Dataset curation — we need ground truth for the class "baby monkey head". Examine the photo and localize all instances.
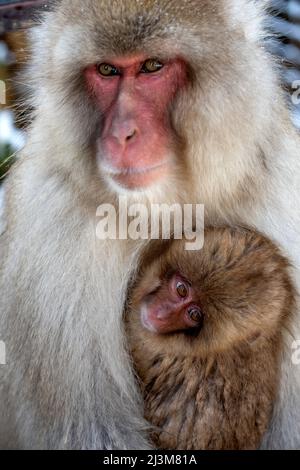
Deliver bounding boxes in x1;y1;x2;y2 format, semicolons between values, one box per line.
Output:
129;228;295;355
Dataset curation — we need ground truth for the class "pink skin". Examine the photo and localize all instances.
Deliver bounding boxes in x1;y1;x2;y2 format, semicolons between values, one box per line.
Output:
85;55;187;190
141;274;203;335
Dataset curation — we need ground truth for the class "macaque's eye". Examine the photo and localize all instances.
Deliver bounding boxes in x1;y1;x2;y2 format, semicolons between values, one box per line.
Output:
141;59;164;74
176;281;188;298
188;307;203;324
97;63;120;77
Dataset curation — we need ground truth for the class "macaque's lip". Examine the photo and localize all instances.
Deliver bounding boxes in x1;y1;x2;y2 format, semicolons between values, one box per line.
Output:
108;163;169;190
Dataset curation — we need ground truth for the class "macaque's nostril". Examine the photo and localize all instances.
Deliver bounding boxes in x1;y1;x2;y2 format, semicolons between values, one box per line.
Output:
126;130;136;141
110;123;137;145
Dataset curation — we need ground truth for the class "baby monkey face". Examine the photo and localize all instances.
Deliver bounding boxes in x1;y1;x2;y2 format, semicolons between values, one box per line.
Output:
141;272;204;334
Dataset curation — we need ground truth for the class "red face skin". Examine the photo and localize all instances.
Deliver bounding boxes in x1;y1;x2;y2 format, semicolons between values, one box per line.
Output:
141;274;203;335
85;56;187;190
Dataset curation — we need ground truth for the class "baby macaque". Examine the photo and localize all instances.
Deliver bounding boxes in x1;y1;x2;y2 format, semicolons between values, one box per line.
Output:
126;227;296;450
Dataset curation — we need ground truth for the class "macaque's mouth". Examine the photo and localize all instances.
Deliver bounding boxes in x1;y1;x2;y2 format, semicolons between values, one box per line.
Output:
108;164;169;190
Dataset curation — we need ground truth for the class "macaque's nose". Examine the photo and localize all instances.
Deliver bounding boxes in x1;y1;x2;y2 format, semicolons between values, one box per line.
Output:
110;120;138;148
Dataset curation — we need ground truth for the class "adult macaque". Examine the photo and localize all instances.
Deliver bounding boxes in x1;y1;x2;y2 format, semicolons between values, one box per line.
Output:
0;0;300;449
127;227;296;450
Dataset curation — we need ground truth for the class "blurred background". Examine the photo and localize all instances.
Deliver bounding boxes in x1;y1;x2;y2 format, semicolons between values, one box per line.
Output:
0;0;300;183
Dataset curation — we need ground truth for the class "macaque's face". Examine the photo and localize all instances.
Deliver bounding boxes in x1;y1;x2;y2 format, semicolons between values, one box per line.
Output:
85;56;187;192
39;0;257;206
140;272;203;334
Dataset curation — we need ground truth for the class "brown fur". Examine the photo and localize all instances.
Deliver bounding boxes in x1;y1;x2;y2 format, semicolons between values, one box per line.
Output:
126;227;296;450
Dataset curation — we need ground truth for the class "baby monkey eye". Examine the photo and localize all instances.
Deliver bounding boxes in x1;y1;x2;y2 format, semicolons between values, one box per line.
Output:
97;63;119;77
188;307;203;324
176;281;188;298
141;59;164;74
